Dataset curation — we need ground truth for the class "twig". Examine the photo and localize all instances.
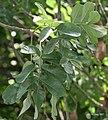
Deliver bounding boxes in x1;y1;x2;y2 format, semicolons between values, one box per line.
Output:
72;62;108;105
97;0;108;23
0;22;39;37
69;93;77;109
9;38;24;65
81;67;104;93
73;81;108;110
12;0;37;28
64;97;70;120
72;62;104;94
67;0;74;7
57;0;61;20
58;109;64;120
12;0;34;18
81;67;108;98
43;87;50;119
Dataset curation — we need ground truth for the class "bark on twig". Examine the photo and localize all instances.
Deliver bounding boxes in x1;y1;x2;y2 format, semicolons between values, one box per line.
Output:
98;0;108;23
0;22;39;37
67;0;74;7
64;97;70;120
9;38;24;65
73;81;108;110
57;0;61;20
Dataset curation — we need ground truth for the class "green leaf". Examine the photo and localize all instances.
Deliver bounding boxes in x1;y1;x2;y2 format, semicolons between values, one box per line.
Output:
63;62;74;74
50;96;57;120
2;84;19;104
18;93;32;117
35;19;62;27
71;4;83;23
40;73;65;97
35;2;48;19
60;57;68;65
46;0;56;8
88;11;100;24
56;22;81;37
34;105;38;120
16;76;37;99
43;38;58;54
42;51;62;64
42;64;66;82
78;31;87;47
20;45;40;55
81;2;94;23
59;43;70;57
59;34;74;40
36;19;63;27
16;63;36;83
77;55;91;65
82;24;107;43
33;86;45;111
39;27;53;42
22;61;33;69
2;76;36;104
103;57;108;66
87;43;96;51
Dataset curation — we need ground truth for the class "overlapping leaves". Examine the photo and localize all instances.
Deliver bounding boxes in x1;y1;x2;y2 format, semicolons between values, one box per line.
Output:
2;1;108;120
71;2;107;43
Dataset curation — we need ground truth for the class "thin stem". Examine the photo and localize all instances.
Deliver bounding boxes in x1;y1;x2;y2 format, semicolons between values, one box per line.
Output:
30;34;33;61
57;0;61;20
38;42;42;76
72;62;104;94
12;0;34;18
10;38;24;65
0;22;39;37
69;93;77;109
67;0;74;7
97;0;108;23
44;87;51;120
64;97;70;120
73;81;107;110
81;67;103;93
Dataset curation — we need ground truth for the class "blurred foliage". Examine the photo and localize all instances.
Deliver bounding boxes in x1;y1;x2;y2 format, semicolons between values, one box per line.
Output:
0;0;108;120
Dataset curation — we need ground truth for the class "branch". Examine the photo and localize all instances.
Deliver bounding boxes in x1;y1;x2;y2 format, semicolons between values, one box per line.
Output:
64;97;70;120
12;0;34;18
0;22;39;37
98;0;108;23
81;67;103;93
69;93;77;109
81;67;108;98
73;81;108;110
9;39;24;65
12;0;36;26
57;0;61;20
67;0;74;7
72;63;104;94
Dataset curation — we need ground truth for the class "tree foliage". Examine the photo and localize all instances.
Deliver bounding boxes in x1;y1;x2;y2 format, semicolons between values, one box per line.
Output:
1;0;108;120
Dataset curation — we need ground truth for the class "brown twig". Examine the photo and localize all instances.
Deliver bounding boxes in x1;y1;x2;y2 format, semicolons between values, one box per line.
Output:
72;63;104;93
69;93;77;109
97;0;108;23
73;81;108;110
57;0;61;20
71;62;108;105
81;67;104;93
64;97;70;120
0;22;39;37
9;38;24;65
67;0;74;7
12;0;37;28
12;0;34;18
